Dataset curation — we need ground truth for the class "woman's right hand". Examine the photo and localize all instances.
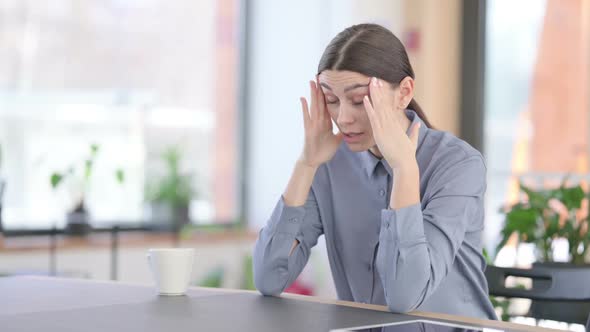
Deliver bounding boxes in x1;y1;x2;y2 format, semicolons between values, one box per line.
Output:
298;79;343;168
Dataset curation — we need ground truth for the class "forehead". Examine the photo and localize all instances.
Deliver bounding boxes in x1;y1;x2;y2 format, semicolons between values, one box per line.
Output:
318;70;370;92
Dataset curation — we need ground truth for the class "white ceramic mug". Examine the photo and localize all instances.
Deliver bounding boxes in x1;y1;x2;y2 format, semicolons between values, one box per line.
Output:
147;248;195;296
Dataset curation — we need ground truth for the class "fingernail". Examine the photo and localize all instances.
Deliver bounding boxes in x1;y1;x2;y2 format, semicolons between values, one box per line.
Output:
372;77;378;86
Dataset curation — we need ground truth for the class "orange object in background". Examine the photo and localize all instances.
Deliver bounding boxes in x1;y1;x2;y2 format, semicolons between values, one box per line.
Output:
529;0;589;174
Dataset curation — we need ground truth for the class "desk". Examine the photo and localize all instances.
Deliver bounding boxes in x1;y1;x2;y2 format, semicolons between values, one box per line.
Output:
0;276;557;332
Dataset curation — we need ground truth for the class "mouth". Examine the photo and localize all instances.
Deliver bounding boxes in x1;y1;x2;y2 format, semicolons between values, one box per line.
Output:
342;132;364;143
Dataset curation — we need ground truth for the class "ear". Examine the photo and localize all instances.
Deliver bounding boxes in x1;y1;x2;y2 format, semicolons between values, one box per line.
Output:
398;76;414;109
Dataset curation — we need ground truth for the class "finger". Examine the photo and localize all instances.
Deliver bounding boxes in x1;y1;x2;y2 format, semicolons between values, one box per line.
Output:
409;122;421;146
309;80;319;121
369;77;383;114
300;97;310;131
316;76;327;121
325;113;334;131
363;95;378;130
381;79;400;111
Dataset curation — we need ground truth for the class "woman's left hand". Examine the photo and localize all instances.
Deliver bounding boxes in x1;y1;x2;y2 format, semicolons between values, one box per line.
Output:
363;77;420;170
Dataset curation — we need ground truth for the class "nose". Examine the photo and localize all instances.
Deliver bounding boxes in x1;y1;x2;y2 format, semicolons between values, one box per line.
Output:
336;105;355;127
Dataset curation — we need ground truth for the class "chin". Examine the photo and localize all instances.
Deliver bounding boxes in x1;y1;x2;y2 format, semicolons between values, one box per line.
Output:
344;141;371;152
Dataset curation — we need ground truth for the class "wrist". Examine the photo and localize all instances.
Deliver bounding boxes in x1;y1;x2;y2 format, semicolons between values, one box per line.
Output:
283;159;318;207
296;157;321;171
390;159;420;210
391;157;418;174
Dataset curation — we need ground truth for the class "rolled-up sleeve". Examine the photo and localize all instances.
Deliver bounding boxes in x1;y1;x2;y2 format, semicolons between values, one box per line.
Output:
376;155;486;312
253;188;323;296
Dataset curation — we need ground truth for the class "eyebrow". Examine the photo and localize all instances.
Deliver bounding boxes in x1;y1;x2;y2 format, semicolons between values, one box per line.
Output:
320;82;370;93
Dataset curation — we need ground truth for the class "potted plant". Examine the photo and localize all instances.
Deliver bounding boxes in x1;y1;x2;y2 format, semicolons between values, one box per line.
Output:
50;143;125;235
496;178;590;322
144;146;196;231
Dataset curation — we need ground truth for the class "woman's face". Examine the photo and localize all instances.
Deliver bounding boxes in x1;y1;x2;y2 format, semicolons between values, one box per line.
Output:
318;70;378;152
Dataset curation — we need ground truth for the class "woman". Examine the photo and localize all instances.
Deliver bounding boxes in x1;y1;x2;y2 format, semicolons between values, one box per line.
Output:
253;23;497;320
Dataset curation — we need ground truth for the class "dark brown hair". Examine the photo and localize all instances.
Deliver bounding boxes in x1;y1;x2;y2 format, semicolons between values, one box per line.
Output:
317;23;433;128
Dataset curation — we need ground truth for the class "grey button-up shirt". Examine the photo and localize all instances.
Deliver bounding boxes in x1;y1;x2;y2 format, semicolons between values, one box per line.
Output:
253;110;497;320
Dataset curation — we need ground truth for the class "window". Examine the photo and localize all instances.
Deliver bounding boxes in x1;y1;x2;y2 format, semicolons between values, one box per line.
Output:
0;0;241;229
484;0;590;256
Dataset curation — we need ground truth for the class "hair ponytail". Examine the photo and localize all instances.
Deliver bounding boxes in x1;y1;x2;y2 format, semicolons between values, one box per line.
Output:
408;99;433;128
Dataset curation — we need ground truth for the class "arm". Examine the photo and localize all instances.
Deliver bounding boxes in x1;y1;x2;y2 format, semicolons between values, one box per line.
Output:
376;156;486;312
253;78;340;296
284;160;320;254
252;161;324;296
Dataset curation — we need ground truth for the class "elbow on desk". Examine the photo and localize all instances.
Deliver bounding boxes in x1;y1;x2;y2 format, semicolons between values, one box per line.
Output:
252;247;285;296
380;263;431;313
254;280;284;297
253;269;285;296
383;287;424;313
385;299;418;314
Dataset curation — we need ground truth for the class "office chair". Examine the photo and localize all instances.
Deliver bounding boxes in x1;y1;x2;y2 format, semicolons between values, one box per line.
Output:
486;264;590;326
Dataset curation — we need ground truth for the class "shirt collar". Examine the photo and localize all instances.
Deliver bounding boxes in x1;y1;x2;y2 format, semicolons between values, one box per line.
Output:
358;109;427;178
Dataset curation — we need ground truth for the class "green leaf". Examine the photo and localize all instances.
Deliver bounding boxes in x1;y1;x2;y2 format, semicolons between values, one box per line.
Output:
50;173;63;189
84;159;93;180
489;295;511;321
496;206;539;254
144;146;196;206
562;220;575;235
520;182;550;208
197;267;224;288
115;168;125;184
90;143;99;156
242;255;256;290
559;185;585;210
482;248;491;264
505;208;538;234
545;214;560;238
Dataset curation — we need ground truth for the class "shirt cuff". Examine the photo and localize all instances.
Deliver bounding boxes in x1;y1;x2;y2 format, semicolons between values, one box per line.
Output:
268;196;306;235
380;203;424;244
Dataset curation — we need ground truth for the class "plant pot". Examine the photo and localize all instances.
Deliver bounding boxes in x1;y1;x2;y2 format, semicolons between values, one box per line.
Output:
528;262;590;325
173;204;190;228
146;203;190;231
65;211;92;236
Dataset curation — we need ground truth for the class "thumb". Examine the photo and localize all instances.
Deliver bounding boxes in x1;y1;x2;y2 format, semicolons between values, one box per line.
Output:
409;122;421;146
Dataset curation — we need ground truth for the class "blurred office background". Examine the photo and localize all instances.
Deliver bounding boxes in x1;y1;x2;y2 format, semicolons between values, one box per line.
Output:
0;0;589;330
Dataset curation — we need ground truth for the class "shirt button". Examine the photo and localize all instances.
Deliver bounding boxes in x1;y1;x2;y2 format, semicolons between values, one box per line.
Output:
379;189;386;196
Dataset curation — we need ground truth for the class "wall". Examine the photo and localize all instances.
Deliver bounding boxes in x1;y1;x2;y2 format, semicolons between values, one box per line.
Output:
403;0;462;135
